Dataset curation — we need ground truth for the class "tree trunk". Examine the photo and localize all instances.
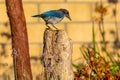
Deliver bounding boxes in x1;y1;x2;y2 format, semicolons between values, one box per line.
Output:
42;29;74;80
5;0;32;80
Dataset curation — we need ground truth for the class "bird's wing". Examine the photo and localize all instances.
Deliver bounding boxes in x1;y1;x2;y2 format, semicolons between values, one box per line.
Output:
32;10;63;18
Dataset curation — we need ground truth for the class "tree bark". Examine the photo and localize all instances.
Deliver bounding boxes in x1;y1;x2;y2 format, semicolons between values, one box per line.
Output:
42;29;74;80
5;0;32;80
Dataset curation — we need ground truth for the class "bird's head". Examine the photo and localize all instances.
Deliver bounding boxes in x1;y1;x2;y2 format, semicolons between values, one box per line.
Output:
59;8;72;21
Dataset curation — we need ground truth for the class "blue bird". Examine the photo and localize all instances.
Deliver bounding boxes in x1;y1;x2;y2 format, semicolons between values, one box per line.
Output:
32;8;71;29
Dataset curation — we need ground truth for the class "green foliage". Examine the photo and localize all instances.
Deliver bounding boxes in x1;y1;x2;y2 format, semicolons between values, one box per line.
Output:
92;21;96;56
72;64;82;72
110;64;120;76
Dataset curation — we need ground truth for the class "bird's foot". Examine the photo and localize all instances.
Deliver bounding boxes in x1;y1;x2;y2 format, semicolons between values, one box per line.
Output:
46;27;52;30
45;24;52;30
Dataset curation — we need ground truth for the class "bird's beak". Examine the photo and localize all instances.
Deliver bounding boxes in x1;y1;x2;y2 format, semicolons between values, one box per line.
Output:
66;15;72;21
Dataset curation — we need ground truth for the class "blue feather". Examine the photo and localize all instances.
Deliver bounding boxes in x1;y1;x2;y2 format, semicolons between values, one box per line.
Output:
32;10;63;18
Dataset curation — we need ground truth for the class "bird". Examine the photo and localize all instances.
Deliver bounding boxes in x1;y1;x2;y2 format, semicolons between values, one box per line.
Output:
32;8;71;29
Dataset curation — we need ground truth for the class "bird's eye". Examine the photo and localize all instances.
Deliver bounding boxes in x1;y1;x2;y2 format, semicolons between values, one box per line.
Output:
66;12;69;14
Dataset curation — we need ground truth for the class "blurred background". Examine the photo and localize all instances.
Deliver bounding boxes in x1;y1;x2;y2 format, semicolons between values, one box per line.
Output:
0;0;120;80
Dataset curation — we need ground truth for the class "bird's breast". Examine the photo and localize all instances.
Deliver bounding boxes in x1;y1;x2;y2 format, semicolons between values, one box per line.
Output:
44;17;63;24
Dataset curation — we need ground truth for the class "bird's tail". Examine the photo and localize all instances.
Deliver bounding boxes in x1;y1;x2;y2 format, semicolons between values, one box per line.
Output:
32;14;42;17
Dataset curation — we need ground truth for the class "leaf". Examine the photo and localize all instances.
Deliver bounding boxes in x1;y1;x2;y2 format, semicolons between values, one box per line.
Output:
110;64;120;76
92;21;96;54
72;64;82;72
92;73;97;78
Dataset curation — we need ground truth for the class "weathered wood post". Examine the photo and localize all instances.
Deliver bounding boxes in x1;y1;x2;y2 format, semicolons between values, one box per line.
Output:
42;28;74;80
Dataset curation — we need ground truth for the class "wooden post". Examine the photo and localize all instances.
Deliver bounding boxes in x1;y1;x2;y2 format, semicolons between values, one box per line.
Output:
42;29;74;80
5;0;32;80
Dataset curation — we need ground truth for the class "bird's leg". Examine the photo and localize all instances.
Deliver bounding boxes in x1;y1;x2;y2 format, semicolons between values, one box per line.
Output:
51;24;59;30
45;23;51;29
